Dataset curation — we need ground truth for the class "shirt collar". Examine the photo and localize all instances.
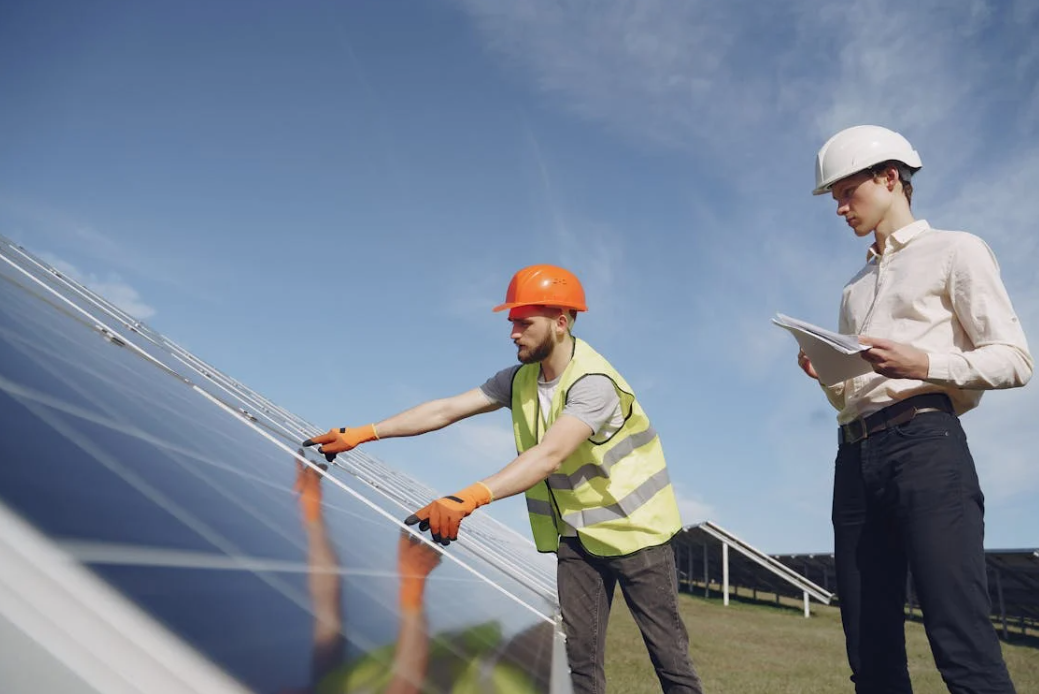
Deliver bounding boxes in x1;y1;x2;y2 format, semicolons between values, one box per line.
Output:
866;219;931;262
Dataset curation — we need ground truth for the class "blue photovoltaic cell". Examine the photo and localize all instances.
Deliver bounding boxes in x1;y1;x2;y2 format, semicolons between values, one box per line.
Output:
0;242;565;693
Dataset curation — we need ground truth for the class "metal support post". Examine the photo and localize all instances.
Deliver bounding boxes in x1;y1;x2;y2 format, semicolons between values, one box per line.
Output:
703;543;710;598
687;545;693;595
722;542;729;606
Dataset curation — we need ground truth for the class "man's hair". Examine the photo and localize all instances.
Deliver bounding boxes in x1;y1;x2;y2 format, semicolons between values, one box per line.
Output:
870;160;915;207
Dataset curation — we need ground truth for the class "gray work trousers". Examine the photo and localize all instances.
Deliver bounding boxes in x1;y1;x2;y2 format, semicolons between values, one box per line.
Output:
557;537;704;694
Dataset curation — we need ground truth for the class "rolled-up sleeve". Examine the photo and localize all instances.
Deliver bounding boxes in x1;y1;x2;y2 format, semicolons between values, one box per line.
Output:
927;235;1033;389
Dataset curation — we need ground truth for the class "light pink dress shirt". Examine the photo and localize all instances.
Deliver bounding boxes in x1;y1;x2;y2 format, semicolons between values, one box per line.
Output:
824;220;1032;424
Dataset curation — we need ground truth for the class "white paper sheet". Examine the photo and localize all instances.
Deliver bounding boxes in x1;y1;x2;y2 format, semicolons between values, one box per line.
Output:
772;313;873;386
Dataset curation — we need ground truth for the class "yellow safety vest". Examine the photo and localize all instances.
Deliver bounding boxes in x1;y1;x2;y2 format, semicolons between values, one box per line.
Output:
512;338;682;557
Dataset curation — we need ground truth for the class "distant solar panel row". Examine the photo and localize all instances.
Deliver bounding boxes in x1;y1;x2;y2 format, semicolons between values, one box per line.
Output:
774;550;1039;635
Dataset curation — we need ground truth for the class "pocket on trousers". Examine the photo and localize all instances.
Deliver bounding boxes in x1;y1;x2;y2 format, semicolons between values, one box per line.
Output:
893;413;952;440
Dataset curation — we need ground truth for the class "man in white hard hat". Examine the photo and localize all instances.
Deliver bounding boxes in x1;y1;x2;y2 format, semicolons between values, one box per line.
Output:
799;125;1032;693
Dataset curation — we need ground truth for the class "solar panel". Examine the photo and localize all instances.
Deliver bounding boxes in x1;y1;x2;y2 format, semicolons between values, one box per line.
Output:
671;522;833;618
0;236;571;693
987;550;1039;623
1;239;558;600
773;549;1039;637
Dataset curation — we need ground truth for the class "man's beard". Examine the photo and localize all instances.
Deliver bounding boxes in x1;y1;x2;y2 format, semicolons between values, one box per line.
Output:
517;333;554;364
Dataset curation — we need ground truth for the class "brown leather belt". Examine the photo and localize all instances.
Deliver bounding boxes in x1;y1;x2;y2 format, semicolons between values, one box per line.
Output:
839;393;954;445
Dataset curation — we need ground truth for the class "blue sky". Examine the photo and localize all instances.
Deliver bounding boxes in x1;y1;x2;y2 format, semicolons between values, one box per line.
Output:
2;0;1037;553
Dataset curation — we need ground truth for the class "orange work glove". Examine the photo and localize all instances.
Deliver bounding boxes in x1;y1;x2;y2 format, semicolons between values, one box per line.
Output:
293;453;326;523
302;424;379;462
404;482;493;546
397;532;442;611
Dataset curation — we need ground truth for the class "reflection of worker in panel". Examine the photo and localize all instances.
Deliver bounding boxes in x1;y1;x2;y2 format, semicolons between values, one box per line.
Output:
289;451;554;693
285;452;434;694
305;265;704;694
291;454;349;692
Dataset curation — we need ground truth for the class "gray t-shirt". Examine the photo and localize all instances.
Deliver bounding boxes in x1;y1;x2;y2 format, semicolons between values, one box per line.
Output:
480;366;624;442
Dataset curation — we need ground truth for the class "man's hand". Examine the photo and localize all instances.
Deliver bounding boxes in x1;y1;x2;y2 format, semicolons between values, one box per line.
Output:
797;349;819;380
859;336;930;380
404;482;493;546
302;424;378;462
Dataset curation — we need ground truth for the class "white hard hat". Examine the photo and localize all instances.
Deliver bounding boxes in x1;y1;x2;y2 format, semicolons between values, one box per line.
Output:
813;125;922;195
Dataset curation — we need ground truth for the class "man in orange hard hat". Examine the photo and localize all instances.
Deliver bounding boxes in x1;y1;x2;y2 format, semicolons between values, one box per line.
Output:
306;264;704;694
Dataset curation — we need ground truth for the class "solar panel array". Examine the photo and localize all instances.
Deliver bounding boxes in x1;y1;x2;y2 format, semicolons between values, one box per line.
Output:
774;549;1039;638
0;235;571;693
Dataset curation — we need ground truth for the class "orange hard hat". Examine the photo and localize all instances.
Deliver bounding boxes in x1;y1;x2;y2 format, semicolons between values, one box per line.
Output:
492;264;588;313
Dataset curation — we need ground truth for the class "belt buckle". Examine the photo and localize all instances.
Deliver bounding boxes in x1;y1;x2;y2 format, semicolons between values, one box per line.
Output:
844;418;868;444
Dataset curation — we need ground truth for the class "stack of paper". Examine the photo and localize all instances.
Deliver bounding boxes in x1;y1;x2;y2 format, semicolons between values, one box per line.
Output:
772;313;873;386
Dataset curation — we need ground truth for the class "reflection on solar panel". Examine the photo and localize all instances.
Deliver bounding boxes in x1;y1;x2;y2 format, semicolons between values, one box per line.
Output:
0;236;572;693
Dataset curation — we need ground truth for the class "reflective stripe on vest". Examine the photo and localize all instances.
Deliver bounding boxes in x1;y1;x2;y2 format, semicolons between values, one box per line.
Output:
514;338;681;556
561;466;672;529
525;496;553;517
545;426;659;490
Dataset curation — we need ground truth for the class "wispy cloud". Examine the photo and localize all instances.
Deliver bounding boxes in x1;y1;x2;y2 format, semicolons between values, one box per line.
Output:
942;147;1039;278
808;1;994;143
0;195;199;296
38;254;157;320
456;0;777;155
456;0;1038;187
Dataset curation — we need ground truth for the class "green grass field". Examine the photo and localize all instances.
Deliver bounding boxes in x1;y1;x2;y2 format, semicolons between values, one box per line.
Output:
604;590;1039;693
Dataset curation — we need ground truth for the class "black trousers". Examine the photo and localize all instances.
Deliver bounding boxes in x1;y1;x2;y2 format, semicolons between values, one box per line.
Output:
557;537;704;694
832;411;1016;693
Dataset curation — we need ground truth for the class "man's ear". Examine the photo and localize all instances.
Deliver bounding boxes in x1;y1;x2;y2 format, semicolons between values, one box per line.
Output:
884;165;900;192
556;309;570;334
